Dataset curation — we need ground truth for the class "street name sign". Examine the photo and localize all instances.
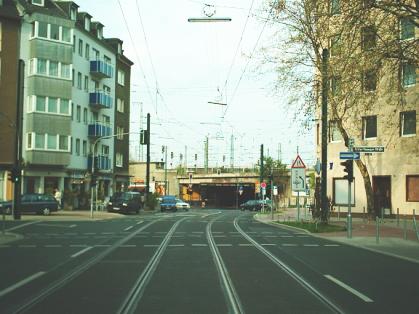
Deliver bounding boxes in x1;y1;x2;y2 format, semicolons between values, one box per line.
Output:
339;152;360;160
353;146;384;153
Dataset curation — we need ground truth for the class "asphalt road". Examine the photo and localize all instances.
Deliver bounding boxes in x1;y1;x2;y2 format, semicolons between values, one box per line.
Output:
1;209;418;314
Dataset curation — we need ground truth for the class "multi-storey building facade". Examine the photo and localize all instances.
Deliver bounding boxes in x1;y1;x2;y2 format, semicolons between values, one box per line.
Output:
315;0;418;216
0;0;20;201
0;0;132;208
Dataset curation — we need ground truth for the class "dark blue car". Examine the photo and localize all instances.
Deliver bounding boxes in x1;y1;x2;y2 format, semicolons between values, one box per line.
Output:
160;195;177;212
0;193;59;215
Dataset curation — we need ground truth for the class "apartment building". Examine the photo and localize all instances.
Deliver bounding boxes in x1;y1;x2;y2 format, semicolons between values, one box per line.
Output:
0;0;20;200
1;0;132;208
315;0;418;216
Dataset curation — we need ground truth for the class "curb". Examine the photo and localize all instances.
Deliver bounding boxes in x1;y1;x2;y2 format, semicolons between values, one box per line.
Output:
253;214;419;265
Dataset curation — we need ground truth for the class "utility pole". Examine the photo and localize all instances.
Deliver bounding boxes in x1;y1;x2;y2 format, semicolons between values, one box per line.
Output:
184;145;188;170
13;60;25;220
164;145;168;195
321;48;329;222
204;136;209;173
139;102;144;161
260;144;264;201
145;113;151;205
230;133;234;172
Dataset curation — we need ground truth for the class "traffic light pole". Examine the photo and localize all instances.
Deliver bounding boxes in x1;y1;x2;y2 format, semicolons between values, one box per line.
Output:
321;49;329;223
145;113;151;205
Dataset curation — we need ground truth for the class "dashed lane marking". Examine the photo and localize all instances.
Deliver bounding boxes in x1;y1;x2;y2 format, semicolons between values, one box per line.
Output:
303;244;320;247
325;274;373;302
71;246;93;258
238;243;253;247
282;244;298;247
44;245;62;248
216;244;232;247
168;244;185;247
191;244;208;247
324;244;340;247
124;226;134;231
0;272;46;298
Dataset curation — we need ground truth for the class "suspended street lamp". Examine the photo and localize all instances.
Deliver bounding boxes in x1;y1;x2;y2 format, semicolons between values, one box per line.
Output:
188;4;232;23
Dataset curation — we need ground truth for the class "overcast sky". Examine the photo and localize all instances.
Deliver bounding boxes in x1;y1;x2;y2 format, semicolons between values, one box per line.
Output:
76;0;315;168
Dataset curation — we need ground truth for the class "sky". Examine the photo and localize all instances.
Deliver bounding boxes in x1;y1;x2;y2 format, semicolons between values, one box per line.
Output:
76;0;316;169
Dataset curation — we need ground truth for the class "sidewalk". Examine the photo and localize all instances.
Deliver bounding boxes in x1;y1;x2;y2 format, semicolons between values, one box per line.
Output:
255;207;419;264
0;210;125;222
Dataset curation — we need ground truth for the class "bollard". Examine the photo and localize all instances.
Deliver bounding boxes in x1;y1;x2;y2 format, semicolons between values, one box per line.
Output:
376;216;380;244
403;216;407;240
338;206;340;221
396;208;400;227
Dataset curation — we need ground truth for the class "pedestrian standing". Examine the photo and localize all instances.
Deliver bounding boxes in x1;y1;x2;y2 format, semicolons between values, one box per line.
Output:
54;188;62;209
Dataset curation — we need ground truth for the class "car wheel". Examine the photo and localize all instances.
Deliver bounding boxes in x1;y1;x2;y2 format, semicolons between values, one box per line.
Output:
41;208;51;216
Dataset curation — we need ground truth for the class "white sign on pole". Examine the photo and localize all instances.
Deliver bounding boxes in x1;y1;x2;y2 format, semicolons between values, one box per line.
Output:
291;168;306;192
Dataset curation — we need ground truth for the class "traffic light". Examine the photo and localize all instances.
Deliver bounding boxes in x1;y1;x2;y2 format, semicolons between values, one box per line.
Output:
340;160;354;182
140;130;149;145
170;152;174;159
8;168;20;183
7;171;13;182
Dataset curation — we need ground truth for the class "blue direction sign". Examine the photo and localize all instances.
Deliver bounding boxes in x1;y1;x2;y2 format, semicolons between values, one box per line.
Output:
340;152;360;160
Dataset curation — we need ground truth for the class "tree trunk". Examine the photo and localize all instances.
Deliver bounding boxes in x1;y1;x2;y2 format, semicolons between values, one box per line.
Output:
355;159;375;216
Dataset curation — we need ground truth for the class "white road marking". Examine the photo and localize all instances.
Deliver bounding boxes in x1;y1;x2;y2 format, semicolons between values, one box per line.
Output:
168;244;184;247
0;272;46;298
280;235;293;238
303;244;320;247
192;244;208;247
124;226;134;231
101;232;114;235
136;220;144;225
216;244;232;247
238;243;253;247
282;244;297;247
95;244;111;247
18;245;36;248
212;231;224;234
324;244;340;247
6;221;39;232
213;235;226;237
261;243;276;246
265;235;278;238
324;275;373;302
70;244;88;248
119;245;136;248
0;245;11;248
144;244;160;247
44;245;62;248
71;246;93;258
192;231;204;234
69;224;77;228
64;233;77;236
84;233;96;235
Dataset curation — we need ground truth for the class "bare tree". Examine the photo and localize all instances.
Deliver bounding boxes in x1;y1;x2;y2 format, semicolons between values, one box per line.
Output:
261;0;418;217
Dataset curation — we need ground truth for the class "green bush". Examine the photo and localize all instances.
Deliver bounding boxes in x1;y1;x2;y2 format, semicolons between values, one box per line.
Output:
145;192;159;211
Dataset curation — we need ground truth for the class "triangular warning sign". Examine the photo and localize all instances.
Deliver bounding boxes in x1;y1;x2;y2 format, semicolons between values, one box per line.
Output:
291;155;306;168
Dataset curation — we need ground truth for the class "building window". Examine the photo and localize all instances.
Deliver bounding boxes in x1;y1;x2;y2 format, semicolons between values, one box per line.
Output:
331;75;341;96
75;139;80;156
117;70;125;86
72;69;75;86
402;63;416;87
61;63;71;78
400;17;415;40
48;97;58;113
330;0;340;15
29;58;71;80
73;35;76;52
330;35;341;57
117;98;124;113
49;61;59;77
76;105;81;122
362;26;376;51
102;145;109;156
92;48;99;60
363;69;377;92
32;21;71;43
329;120;342;142
70;8;77;21
400;111;416;136
38;21;48;38
62;27;71;43
84;17;90;31
84;75;89;91
59;135;69;151
116;153;123;167
37;59;47;75
78;39;83;56
83;108;88;124
60;99;70;115
406;175;419;202
50;24;60;41
362;115;377;139
27;133;70;152
117;126;124;140
27;133;32;149
82;140;87;156
85;43;90;60
77;72;82;89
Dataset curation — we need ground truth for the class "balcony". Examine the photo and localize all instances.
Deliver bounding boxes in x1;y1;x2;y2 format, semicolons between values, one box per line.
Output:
90;60;113;78
89;91;112;109
88;122;111;138
88;155;111;171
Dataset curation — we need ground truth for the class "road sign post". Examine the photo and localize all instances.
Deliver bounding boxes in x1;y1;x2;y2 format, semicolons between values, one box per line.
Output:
291;155;306;222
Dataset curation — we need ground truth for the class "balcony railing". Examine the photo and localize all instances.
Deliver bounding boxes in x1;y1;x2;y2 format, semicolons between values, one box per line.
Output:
90;60;113;78
88;122;112;138
89;91;112;109
88;155;111;171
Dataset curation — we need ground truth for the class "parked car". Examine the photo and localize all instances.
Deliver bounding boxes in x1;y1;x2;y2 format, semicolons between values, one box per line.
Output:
160;195;177;212
0;193;59;215
240;199;272;211
175;198;190;211
107;192;142;214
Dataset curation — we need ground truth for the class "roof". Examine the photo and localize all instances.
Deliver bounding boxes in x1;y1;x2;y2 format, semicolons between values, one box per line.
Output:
0;0;21;20
15;0;69;19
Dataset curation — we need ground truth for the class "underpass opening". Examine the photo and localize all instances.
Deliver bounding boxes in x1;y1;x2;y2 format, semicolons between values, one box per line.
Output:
200;183;254;209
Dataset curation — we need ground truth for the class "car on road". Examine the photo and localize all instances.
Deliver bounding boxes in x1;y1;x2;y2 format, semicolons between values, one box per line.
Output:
0;193;59;215
240;199;272;211
160;195;178;212
175;198;190;211
107;192;143;214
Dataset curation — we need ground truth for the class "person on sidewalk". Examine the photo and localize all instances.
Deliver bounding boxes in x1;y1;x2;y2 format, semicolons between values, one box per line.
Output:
54;188;62;210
